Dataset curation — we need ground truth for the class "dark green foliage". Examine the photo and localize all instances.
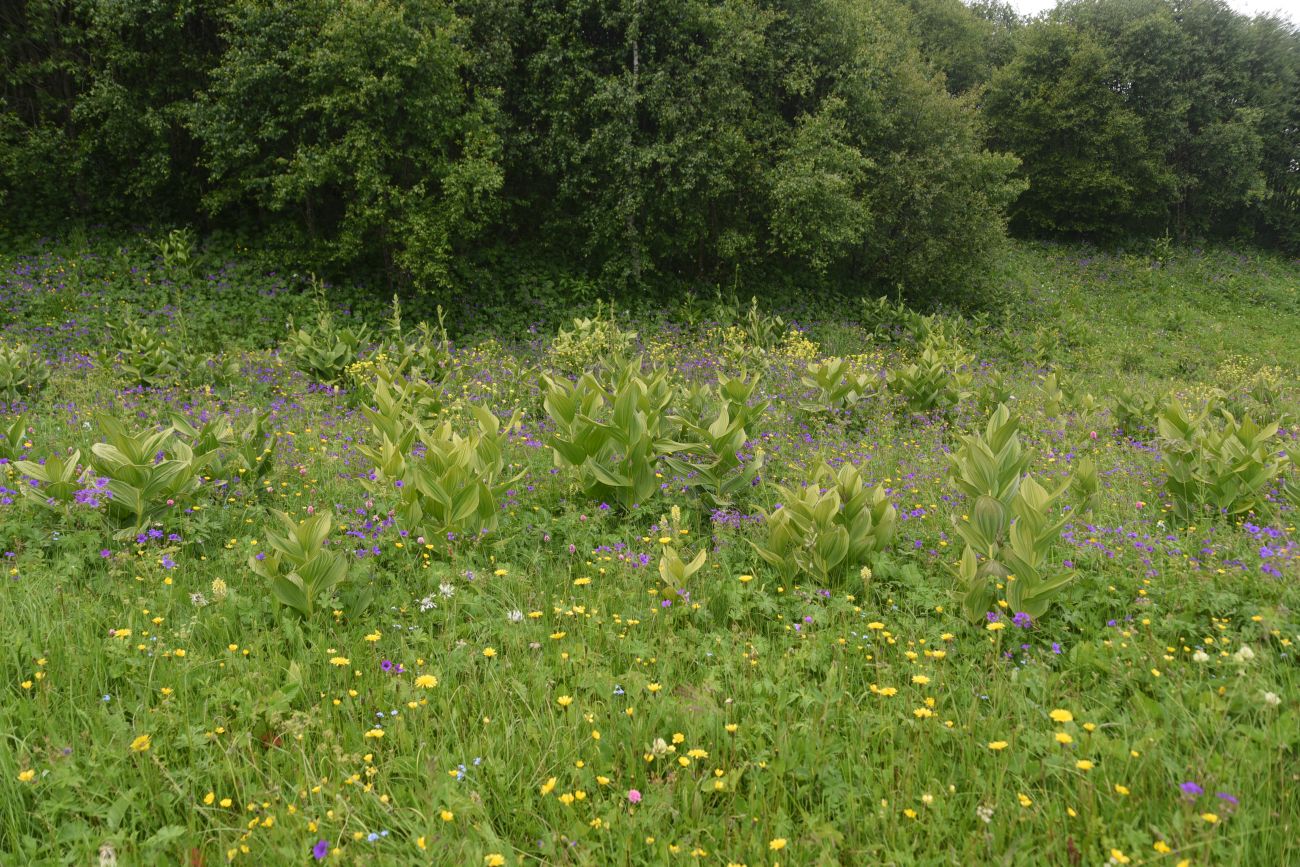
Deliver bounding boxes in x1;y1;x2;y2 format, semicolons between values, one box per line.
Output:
189;0;502;289
986;0;1299;249
2;0;1297;298
985;22;1175;237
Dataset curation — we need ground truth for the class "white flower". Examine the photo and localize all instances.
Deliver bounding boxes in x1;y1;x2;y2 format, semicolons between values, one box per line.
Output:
189;592;209;607
507;609;524;623
439;582;455;598
418;595;437;612
1233;644;1255;663
1192;650;1209;663
1263;691;1281;707
975;804;994;824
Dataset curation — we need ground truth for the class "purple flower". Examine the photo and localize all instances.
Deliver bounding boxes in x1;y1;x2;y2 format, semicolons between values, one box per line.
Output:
312;840;330;860
1012;612;1033;629
1216;792;1239;806
380;659;394;673
1180;781;1204;797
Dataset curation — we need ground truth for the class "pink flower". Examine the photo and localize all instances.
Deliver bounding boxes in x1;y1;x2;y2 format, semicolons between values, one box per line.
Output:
628;789;642;804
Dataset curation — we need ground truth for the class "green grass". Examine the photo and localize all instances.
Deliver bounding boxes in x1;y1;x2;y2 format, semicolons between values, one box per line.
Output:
0;235;1298;866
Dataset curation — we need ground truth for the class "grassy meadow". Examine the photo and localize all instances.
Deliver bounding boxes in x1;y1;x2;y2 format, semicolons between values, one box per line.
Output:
1;235;1298;866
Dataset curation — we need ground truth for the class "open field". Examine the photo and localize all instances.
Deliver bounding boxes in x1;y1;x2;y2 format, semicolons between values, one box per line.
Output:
1;236;1298;865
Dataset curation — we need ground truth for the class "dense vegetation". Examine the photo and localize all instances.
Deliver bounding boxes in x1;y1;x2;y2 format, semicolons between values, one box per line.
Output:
0;233;1298;864
4;0;1297;305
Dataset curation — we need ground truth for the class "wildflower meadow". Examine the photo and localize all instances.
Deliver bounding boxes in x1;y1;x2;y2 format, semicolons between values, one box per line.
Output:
1;235;1298;866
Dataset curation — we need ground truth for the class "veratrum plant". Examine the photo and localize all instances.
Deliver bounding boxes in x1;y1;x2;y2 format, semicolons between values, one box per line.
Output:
0;342;49;398
1157;399;1283;521
741;296;785;353
287;310;370;384
887;336;972;414
359;399;520;546
1113;386;1158;436
15;449;85;509
666;372;768;510
543;359;691;510
87;415;211;536
751;461;897;585
170;411;279;490
658;544;708;600
0;415;29;463
947;404;1074;622
800;357;873;415
548;302;637;374
1070;455;1100;512
103;319;182;386
248;510;349;619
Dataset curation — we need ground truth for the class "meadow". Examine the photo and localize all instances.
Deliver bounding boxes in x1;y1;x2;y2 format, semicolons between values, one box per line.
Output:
1;234;1298;866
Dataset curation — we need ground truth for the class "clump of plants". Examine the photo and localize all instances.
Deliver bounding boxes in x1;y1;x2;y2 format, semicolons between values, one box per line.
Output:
1157;398;1283;521
543;358;689;511
948;404;1074;623
887;333;972;414
665;371;768;510
359;368;519;547
548;302;637;374
286;308;371;384
751;460;897;585
0;342;49;398
800;357;873;416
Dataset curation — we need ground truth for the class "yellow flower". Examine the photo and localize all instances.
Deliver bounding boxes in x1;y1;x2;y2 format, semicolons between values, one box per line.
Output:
1075;760;1094;771
738;574;754;583
867;622;885;630
987;741;1008;751
20;680;32;690
130;734;152;753
485;855;506;867
1017;793;1032;807
725;723;738;733
17;769;36;783
415;674;437;688
203;792;215;805
911;675;930;685
540;777;557;796
1055;732;1073;745
769;838;787;851
1201;812;1219;823
646;682;662;693
557;695;574;707
483;647;497;658
329;656;350;667
1115;784;1130;796
1110;849;1131;865
986;621;1006;631
1049;709;1074;723
364;728;385;739
440;810;454;822
417;836;427;850
364;632;381;642
1154;841;1172;854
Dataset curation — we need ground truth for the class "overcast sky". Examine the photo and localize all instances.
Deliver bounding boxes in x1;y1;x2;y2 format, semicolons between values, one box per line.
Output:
1006;0;1299;23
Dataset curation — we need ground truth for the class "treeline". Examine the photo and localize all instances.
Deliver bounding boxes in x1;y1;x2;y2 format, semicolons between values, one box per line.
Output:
2;0;1297;302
